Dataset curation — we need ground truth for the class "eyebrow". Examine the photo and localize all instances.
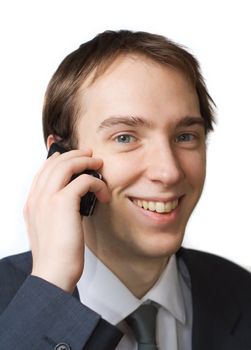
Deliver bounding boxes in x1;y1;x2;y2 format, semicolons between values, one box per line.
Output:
175;116;206;129
97;115;153;131
97;115;205;132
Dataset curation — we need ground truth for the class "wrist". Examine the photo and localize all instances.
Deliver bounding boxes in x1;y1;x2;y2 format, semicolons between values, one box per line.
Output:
31;266;80;294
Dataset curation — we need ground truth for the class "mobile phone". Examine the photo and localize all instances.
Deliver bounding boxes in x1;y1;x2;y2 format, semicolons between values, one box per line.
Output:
47;143;102;216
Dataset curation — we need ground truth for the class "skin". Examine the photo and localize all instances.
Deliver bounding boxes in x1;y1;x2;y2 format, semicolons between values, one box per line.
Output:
25;54;206;297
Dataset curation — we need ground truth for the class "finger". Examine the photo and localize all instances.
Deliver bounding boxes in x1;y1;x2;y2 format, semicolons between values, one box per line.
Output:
37;156;104;197
47;148;93;160
26;151;60;196
61;173;111;205
24;151;101;219
33;148;98;191
41;148;93;179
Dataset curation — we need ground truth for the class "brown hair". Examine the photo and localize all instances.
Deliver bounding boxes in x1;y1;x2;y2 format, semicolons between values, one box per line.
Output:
42;30;216;149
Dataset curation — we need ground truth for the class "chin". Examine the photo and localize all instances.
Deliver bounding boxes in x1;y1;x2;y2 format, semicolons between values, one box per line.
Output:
137;231;185;259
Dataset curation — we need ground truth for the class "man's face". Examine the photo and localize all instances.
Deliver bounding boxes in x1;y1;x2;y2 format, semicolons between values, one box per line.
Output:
77;54;206;264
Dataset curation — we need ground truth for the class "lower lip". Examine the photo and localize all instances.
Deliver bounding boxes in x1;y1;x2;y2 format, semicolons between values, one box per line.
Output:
129;199;181;226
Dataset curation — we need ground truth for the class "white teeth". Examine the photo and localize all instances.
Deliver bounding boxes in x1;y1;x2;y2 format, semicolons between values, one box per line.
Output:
172;200;178;209
164;202;172;212
156;202;165;213
133;199;179;213
148;201;155;211
142;200;148;210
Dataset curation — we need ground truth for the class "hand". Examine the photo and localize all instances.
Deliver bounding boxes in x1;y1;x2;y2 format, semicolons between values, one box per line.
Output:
23;149;110;293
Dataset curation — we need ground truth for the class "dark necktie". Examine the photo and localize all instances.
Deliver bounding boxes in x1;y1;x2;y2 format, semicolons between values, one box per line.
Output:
125;303;159;350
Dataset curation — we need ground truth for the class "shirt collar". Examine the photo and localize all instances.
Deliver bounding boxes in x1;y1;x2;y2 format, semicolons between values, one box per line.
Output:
143;254;186;324
77;247;186;325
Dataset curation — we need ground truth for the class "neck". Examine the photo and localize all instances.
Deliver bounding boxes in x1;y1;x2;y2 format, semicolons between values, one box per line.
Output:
111;255;169;298
84;217;170;298
87;242;169;298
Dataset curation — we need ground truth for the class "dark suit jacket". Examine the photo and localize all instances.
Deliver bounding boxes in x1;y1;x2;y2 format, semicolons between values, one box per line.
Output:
0;248;251;349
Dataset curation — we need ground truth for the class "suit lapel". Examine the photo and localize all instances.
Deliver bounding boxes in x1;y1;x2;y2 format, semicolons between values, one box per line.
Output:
177;248;242;350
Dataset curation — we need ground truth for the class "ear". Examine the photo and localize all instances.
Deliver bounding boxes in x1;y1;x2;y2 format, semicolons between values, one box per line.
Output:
46;134;62;150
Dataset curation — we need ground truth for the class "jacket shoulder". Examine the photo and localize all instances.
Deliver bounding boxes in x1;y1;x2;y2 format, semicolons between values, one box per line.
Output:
178;247;250;278
178;247;251;303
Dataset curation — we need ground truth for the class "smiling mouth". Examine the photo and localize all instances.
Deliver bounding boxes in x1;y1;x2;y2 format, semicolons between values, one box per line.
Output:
132;198;179;213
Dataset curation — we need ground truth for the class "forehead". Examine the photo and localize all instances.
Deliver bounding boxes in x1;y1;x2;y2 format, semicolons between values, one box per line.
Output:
77;54;200;130
82;53;194;93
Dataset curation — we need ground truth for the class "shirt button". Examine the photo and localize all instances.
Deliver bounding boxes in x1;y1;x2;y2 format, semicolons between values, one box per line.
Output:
54;343;71;350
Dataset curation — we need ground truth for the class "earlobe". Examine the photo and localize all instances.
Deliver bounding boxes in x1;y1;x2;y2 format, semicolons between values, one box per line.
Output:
46;134;62;150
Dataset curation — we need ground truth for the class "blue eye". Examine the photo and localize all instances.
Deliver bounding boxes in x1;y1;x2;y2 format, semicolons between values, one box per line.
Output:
115;134;136;143
176;133;196;142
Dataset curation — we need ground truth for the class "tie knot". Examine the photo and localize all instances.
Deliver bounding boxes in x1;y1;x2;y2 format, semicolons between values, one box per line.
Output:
125;303;158;349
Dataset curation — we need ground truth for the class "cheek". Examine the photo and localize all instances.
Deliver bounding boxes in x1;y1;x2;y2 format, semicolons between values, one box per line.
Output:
194;159;206;189
100;154;140;191
182;151;206;189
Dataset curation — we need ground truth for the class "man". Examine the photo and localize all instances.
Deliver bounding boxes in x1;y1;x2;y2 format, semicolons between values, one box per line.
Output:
0;30;250;350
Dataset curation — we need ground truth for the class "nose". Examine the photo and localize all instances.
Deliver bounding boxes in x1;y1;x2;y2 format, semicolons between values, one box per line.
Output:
145;138;185;187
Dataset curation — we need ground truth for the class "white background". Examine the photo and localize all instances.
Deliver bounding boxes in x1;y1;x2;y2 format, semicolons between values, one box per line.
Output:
0;0;250;268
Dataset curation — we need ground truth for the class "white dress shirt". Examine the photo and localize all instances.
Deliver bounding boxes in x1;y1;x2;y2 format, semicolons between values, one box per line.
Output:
78;247;192;350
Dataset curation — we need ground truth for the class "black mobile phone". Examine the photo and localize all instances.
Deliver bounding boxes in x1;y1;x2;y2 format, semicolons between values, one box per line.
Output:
47;143;102;216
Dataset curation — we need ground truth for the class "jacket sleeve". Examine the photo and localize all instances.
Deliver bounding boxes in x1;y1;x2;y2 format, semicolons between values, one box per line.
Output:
0;275;122;350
